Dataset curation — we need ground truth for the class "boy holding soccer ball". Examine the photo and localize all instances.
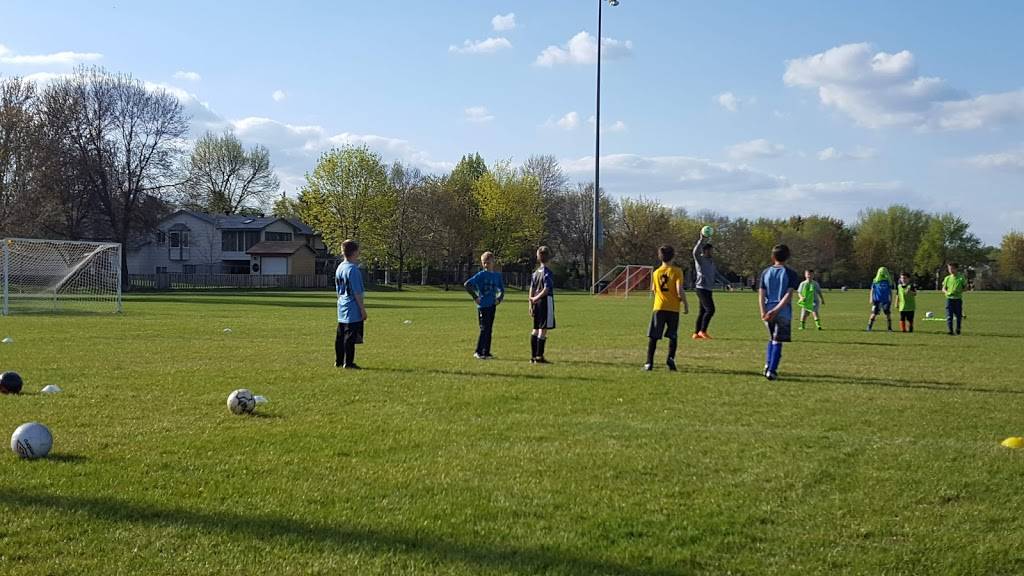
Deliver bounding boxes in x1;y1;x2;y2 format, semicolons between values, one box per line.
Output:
529;246;555;364
464;251;505;359
758;244;801;381
692;227;717;340
645;245;689;371
335;239;367;369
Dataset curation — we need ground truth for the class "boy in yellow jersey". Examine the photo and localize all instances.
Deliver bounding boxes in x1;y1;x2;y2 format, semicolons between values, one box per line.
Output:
645;245;689;372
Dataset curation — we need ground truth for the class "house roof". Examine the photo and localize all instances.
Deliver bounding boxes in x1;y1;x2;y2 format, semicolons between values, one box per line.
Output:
170;210;314;236
246;240;314;256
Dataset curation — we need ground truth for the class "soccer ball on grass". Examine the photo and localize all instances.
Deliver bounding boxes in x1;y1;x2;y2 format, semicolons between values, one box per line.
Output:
227;389;256;415
0;371;23;394
11;422;52;459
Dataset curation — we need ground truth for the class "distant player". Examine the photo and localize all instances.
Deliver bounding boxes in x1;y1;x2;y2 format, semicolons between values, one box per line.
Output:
758;244;801;381
464;251;505;359
529;246;555;364
645;245;689;372
692;232;716;340
942;262;967;335
895;272;917;333
797;269;825;330
867;267;894;332
335;239;367;369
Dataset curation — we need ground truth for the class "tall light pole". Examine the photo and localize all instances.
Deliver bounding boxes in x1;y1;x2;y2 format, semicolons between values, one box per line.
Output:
592;0;619;293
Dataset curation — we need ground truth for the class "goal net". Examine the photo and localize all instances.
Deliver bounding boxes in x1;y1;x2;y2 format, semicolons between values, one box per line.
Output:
2;238;122;315
595;265;654;297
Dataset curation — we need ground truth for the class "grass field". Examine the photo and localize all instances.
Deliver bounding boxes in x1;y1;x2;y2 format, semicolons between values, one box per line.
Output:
2;287;1023;575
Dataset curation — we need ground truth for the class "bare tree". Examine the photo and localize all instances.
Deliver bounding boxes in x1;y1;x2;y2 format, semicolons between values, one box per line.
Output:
39;66;189;286
0;76;41;236
180;131;280;215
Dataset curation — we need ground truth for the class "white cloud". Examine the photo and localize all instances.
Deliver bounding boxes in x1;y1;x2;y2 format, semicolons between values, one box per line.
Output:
21;71;67;85
535;32;633;67
271;90;287;102
717;92;740;112
727;139;786;160
448;37;512;55
0;43;102;66
561;153;908;221
464;106;495;124
173;70;201;82
555;111;580;130
585;115;627;134
784;42;1024;130
965;149;1024;171
492;13;516;32
817;145;877;161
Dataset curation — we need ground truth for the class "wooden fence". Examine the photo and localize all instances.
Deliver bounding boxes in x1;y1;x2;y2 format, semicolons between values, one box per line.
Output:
129;273;334;291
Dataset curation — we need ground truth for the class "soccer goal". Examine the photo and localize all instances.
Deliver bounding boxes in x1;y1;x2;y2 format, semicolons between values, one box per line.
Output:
595;265;654;297
1;239;122;315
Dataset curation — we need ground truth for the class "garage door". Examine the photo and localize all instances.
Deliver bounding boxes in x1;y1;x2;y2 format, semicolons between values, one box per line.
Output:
261;257;288;275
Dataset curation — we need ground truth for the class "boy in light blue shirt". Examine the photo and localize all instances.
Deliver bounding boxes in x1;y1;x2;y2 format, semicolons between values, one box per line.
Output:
464;251;505;359
335;239;367;369
758;244;801;381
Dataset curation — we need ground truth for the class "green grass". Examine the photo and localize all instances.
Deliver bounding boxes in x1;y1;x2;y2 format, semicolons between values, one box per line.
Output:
2;287;1023;575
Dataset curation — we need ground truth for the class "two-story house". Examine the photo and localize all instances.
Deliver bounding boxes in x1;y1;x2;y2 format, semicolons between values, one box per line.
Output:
128;211;334;276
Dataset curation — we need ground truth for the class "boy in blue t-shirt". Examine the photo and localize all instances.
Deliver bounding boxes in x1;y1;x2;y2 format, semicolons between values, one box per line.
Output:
335;239;367;369
867;267;894;332
464;251;506;359
758;244;801;381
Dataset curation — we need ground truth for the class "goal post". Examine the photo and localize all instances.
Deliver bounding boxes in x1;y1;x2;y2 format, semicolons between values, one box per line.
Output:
1;238;122;315
594;264;654;298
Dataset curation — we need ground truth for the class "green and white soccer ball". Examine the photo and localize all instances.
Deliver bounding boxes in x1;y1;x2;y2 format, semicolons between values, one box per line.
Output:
701;225;714;238
227;389;256;415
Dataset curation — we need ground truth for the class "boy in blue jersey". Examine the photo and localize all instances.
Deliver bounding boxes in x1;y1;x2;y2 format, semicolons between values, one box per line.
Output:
464;251;506;359
335;239;367;369
758;244;801;381
529;246;555;364
867;267;894;332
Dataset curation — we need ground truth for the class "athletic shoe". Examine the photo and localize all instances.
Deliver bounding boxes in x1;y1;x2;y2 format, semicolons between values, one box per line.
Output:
344;364;362;370
643;363;653;372
666;358;677;372
699;332;713;340
535;357;550;365
483;354;495;359
691;333;702;340
765;371;778;381
530;358;538;364
798;325;805;331
763;364;770;378
817;326;823;331
473;353;488;360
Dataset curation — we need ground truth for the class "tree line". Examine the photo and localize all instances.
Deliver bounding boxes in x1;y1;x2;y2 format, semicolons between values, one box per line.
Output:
3;68;1022;290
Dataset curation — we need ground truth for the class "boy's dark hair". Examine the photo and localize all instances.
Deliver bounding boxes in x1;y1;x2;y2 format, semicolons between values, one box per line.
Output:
537;246;550;264
342;239;359;258
948;261;959;268
771;244;791;263
900;271;911;277
805;269;815;274
658;244;675;263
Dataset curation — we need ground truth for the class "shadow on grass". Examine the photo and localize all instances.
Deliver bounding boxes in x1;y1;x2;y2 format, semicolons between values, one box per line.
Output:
0;489;685;576
45;453;89;464
688;365;1024;396
131;296;454;311
368;366;603;383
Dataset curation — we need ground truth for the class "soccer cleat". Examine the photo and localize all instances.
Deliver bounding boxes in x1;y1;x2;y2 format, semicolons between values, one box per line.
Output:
666;358;677;372
643;363;653;372
344;364;362;370
699;332;713;340
763;364;770;378
484;354;495;359
535;357;550;364
798;325;805;331
691;333;702;340
765;371;778;381
474;353;488;360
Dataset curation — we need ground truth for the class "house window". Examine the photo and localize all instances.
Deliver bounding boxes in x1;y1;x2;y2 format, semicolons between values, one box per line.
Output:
156;231;166;245
265;232;293;242
156;266;168;274
183;265;197;274
222;231;261;252
169;231;180;248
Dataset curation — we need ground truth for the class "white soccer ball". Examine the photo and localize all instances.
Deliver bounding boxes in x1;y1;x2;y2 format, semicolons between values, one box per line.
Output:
11;422;53;459
925;311;935;319
227;389;256;415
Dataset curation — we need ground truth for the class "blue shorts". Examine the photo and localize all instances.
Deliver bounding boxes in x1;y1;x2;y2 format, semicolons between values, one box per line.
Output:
872;301;891;315
765;316;792;342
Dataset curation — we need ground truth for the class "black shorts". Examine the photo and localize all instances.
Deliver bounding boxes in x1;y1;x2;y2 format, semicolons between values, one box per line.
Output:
765;316;792;342
338;321;364;344
648;310;680;340
900;310;915;322
872;301;892;315
531;296;556;330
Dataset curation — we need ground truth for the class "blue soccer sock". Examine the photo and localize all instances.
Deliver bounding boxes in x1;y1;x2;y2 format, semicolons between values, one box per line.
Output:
769;342;783;373
764;342;773;369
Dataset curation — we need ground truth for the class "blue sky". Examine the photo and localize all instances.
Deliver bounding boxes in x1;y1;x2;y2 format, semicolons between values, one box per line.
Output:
2;0;1022;243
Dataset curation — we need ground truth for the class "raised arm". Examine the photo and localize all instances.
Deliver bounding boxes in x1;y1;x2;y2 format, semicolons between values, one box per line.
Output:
693;234;706;259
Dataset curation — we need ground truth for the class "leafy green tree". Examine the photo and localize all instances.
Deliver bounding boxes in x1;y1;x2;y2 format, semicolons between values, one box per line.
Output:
998;232;1024;285
915;213;984;285
271;192;300;220
297;145;389;259
473;161;544;263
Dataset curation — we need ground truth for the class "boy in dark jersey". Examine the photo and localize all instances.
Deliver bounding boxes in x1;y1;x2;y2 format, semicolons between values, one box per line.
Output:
529;246;556;364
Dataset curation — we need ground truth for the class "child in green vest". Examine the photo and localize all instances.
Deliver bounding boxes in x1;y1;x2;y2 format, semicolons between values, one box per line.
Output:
797;269;824;330
895;272;917;333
